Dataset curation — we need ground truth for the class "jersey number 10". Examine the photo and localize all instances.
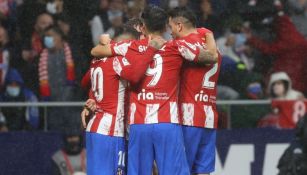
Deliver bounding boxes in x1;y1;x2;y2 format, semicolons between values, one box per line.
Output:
91;67;103;102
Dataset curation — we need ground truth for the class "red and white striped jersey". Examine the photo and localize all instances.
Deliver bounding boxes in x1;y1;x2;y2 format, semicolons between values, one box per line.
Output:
110;36;203;125
180;28;222;129
86;57;128;137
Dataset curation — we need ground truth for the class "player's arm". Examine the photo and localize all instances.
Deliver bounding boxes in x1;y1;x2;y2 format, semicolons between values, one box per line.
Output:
91;44;113;57
113;37;166;84
199;32;218;63
196;27;219;64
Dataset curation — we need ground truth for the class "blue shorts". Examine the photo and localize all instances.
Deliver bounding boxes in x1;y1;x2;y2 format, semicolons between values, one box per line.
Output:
86;132;126;175
128;123;189;175
182;126;216;174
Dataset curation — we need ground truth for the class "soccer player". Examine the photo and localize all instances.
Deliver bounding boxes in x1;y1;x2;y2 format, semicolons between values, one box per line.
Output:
168;7;221;175
91;5;217;175
81;18;165;175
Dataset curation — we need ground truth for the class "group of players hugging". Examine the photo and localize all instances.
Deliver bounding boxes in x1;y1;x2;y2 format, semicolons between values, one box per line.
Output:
81;5;221;175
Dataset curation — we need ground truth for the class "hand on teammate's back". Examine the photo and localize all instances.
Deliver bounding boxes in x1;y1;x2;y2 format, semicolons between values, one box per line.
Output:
148;35;166;50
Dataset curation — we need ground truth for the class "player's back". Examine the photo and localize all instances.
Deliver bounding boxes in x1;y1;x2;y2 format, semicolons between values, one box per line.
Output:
128;39;184;124
180;28;222;128
86;57;127;137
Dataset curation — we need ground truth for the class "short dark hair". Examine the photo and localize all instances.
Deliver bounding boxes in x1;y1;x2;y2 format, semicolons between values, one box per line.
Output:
141;5;167;33
168;7;197;27
122;18;143;39
44;25;66;40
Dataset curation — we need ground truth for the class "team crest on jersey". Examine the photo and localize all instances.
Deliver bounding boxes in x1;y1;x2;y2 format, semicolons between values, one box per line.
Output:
122;57;130;66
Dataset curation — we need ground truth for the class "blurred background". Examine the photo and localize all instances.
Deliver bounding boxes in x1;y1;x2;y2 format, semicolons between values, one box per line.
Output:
0;0;306;174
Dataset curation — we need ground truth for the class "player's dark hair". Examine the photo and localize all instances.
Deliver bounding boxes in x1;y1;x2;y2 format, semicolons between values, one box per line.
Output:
123;18;143;39
141;5;167;33
168;7;197;28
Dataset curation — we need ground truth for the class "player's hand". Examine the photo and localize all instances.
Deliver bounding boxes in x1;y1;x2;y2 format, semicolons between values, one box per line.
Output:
99;34;111;45
81;108;90;129
85;99;96;112
148;35;166;50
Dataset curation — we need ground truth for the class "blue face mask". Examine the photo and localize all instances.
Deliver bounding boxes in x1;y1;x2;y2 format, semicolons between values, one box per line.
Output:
44;36;55;49
6;86;21;97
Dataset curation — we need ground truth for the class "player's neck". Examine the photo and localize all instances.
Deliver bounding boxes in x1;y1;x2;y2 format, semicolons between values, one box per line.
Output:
181;28;197;37
147;32;163;39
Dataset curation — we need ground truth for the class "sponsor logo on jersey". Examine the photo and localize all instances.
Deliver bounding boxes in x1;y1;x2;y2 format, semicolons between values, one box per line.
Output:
194;90;209;102
137;89;169;101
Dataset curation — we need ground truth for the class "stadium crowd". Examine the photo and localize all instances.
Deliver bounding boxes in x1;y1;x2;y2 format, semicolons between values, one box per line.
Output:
0;0;306;132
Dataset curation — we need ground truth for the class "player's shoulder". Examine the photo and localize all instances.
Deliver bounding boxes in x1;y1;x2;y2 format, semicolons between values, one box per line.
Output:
196;27;213;35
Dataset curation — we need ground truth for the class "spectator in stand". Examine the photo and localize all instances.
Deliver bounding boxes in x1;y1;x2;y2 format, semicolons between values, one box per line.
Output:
0;68;39;130
51;130;86;175
38;25;79;131
0;0;17;37
268;72;304;100
90;0;127;45
0;25;11;91
258;72;305;128
198;0;223;37
245;14;307;96
20;12;54;95
0;112;8;132
288;0;307;38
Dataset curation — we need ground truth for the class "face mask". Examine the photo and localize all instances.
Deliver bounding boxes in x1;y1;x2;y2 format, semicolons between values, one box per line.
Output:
64;141;82;155
46;2;57;14
44;36;55;49
6;86;21;97
235;33;247;49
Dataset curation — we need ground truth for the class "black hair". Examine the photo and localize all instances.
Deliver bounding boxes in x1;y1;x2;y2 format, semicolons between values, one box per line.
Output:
123;18;143;39
168;7;197;28
44;25;66;40
141;5;167;33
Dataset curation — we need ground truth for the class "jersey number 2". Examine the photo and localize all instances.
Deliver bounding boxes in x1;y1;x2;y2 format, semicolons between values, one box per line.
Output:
202;63;218;89
91;67;103;102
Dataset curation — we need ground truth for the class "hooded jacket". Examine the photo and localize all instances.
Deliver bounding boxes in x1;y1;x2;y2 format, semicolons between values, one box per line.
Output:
268;72;304;100
0;68;40;129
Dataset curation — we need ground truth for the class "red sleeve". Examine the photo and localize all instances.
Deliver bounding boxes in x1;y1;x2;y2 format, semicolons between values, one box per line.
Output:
247;36;286;55
197;27;213;36
81;70;91;91
175;39;201;62
113;45;157;84
110;40;133;56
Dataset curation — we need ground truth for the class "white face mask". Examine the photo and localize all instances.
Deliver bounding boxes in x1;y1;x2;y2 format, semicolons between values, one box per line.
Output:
46;2;57;14
6;86;21;97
